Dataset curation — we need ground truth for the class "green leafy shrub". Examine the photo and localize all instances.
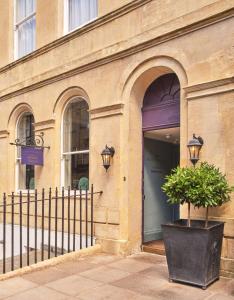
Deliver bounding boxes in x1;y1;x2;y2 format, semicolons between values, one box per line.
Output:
162;162;233;227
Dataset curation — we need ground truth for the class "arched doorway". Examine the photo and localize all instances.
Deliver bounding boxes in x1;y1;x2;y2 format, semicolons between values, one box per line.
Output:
142;73;180;247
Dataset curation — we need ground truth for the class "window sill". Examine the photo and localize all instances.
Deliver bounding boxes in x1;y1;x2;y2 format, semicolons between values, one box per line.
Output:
64;17;98;36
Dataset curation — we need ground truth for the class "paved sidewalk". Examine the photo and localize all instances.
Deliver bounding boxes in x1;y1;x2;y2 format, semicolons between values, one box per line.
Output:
0;252;233;300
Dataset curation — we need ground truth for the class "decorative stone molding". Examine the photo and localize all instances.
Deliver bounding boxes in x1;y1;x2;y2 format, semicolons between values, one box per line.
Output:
34;119;56;131
185;77;234;100
0;130;9;139
90;104;124;120
0;6;233;102
7;103;34;128
0;0;152;74
53;86;90;115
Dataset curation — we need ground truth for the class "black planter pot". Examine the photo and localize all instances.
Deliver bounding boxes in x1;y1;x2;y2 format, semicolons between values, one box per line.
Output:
162;219;224;289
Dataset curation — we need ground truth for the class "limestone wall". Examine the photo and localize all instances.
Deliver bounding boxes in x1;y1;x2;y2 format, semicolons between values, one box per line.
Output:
0;0;233;275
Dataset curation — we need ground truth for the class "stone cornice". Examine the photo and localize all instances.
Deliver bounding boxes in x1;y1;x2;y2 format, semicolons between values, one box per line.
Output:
0;6;233;102
34;119;56;131
90;104;124;119
0;130;9;139
0;0;151;74
185;76;234;100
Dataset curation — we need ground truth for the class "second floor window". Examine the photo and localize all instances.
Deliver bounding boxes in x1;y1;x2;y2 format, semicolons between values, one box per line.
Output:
66;0;97;32
15;0;36;59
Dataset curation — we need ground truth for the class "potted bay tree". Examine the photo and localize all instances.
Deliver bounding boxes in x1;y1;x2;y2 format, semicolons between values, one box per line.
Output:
161;162;233;289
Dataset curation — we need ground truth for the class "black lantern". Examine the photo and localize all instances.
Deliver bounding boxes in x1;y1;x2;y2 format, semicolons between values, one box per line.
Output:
101;145;115;171
187;134;204;166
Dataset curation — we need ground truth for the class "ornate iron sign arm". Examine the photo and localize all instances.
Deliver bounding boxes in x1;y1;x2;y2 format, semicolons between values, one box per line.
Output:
10;132;50;149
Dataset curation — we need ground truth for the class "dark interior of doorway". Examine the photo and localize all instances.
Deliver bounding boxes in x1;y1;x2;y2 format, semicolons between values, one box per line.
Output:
142;128;180;255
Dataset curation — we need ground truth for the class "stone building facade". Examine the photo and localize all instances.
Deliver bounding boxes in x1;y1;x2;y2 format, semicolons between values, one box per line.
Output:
0;0;233;277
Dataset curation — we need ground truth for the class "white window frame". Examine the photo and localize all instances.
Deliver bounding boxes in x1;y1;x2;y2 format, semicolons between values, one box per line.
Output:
61;97;90;192
63;0;98;35
14;0;36;60
15;113;35;193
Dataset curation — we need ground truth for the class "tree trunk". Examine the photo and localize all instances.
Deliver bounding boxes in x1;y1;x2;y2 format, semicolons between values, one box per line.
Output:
187;202;191;227
205;207;209;228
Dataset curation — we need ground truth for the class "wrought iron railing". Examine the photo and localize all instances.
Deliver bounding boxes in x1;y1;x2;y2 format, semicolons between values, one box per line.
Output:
0;185;102;274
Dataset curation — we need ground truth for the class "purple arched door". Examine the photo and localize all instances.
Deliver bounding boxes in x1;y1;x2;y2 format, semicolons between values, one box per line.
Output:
142;74;180;244
142;73;180;131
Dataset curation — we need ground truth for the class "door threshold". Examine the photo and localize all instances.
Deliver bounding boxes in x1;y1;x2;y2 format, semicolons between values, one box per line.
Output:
142;239;165;256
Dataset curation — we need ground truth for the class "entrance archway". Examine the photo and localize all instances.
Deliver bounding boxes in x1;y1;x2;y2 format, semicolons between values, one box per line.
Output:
119;56;187;255
142;73;180;248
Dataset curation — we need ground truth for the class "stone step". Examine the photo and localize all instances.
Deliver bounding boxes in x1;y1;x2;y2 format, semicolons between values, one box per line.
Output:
142;240;166;256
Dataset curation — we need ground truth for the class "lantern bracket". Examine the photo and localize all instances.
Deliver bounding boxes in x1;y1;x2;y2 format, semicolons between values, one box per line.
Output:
106;146;115;157
193;134;204;146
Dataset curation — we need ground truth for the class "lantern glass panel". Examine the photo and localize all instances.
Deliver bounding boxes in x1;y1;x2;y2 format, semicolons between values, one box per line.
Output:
102;154;110;167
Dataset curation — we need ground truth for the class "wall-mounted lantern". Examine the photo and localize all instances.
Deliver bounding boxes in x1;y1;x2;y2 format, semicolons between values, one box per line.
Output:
187;134;204;166
101;145;115;171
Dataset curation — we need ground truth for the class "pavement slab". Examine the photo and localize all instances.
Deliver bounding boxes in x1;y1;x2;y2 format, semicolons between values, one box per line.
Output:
111;273;168;296
54;260;96;275
22;266;69;285
46;274;103;296
129;252;167;265
4;286;72;300
108;258;155;273
76;284;156;300
151;283;212;300
80;265;130;283
138;264;169;280
0;252;232;300
207;294;234;300
0;277;37;299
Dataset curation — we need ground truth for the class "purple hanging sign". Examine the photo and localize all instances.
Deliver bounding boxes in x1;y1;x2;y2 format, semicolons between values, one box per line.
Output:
21;146;44;166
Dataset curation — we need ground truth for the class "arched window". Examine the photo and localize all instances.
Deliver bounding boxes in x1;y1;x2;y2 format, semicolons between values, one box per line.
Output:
62;97;89;190
16;112;35;190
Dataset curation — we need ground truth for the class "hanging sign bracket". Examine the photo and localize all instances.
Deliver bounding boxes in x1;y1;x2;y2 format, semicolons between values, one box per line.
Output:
10;132;50;149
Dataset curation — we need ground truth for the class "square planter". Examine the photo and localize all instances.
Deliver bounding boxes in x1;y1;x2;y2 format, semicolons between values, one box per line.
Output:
162;219;224;289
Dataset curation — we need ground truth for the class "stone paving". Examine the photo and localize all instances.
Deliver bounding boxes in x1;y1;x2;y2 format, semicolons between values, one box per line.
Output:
0;252;233;300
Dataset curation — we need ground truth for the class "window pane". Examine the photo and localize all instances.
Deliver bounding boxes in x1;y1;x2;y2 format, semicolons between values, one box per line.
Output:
25;0;36;16
17;113;35;190
64;153;89;190
18;15;36;58
18;164;35;190
68;0;97;31
16;0;36;22
63;99;89;153
17;113;34;158
17;0;26;21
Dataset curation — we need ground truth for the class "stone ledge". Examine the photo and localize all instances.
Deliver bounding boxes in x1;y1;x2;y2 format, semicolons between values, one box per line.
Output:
90;104;124;120
34;119;56;131
0;244;101;282
0;130;9;139
185;76;234;100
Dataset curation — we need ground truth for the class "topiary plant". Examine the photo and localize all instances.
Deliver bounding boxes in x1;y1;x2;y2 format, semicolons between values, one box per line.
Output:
162;162;233;227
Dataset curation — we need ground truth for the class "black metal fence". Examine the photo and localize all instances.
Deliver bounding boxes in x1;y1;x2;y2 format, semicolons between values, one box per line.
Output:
0;185;102;274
